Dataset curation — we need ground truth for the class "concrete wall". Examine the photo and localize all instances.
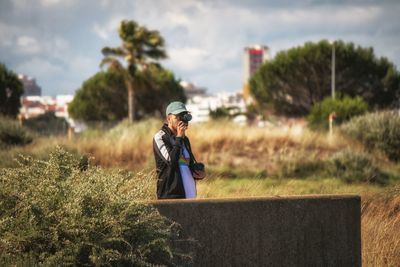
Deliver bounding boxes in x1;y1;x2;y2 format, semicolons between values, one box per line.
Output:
153;195;361;267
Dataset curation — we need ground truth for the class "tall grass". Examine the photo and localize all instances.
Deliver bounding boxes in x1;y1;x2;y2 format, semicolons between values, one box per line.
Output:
71;118;161;169
362;185;400;266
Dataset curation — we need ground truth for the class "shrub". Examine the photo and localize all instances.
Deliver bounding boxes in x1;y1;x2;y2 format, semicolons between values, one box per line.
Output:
0;116;33;147
0;147;192;266
209;106;242;120
277;159;327;179
341;111;400;161
308;95;368;129
328;149;388;184
23;111;69;136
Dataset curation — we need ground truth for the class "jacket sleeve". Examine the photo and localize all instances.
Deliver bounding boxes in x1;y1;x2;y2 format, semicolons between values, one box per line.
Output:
153;130;182;167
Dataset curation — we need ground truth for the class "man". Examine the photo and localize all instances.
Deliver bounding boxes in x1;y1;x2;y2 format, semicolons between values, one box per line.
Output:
153;101;205;199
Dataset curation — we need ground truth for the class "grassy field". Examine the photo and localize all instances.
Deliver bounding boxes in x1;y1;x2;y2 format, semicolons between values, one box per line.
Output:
1;118;399;266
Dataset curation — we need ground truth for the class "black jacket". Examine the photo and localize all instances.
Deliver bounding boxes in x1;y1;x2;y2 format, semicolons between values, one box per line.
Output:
153;124;196;199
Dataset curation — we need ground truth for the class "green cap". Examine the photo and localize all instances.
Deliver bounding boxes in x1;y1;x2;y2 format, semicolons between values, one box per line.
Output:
166;101;188;116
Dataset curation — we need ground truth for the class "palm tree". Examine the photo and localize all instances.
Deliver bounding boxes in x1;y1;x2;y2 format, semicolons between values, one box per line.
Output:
100;20;167;122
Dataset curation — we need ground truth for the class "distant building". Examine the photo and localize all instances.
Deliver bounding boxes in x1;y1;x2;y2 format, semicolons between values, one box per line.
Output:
186;91;247;123
19;95;73;120
180;81;208;100
242;45;269;102
179;80;247;123
18;74;42;96
19;95;88;133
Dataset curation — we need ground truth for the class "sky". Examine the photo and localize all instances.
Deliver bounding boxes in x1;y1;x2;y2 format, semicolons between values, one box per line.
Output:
0;0;399;96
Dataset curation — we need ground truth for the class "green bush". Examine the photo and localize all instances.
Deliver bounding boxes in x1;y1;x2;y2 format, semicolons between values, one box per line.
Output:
308;95;368;129
328;149;388;184
23;111;68;136
209;106;242;120
0;116;33;147
277;159;327;179
341;111;400;161
0;147;192;266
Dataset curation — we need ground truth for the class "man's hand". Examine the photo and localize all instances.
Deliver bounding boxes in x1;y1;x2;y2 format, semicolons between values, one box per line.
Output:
176;121;188;137
193;170;206;180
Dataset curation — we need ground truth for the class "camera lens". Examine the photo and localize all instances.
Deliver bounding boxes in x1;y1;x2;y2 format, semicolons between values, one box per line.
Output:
179;113;192;122
183;113;192;122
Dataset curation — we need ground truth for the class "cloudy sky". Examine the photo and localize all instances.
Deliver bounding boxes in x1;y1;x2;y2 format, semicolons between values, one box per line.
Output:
0;0;399;96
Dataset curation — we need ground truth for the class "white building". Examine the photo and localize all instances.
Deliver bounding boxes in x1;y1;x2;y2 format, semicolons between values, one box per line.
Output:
185;90;247;123
19;95;87;132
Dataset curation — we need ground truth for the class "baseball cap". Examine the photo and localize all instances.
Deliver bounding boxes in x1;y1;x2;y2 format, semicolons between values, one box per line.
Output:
166;101;188;116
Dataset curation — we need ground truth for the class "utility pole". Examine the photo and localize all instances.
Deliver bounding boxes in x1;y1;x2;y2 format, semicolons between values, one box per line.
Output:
331;41;336;99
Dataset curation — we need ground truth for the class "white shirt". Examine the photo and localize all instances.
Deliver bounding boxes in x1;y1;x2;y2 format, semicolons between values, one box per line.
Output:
179;142;197;198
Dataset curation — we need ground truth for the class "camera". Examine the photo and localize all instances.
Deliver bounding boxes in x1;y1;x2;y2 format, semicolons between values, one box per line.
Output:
192;162;205;172
177;112;192;123
192;162;205;180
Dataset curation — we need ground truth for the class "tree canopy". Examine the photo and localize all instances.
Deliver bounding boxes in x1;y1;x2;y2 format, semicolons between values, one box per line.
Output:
249;40;400;116
0;63;24;118
101;20;167;121
68;70;127;121
68;66;186;122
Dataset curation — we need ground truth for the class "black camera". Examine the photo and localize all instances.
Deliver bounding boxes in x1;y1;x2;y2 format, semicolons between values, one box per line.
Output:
177;112;192;123
192;162;205;172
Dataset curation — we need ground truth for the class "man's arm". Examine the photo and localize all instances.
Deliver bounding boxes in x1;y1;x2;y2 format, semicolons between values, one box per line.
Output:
153;130;182;166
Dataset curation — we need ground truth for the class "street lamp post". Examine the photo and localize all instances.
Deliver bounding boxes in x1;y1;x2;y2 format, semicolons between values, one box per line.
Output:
331;41;336;99
329;40;336;137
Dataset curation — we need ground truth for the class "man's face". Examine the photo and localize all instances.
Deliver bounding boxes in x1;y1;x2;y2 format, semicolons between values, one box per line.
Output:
167;112;188;131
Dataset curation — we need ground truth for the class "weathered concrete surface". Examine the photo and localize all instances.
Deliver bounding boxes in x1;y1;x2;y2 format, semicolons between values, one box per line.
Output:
153;195;361;267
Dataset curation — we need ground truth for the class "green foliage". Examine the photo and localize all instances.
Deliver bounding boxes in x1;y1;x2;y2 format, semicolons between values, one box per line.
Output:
274;148;389;185
0;62;24;118
0;147;192;266
277;159;327;179
0;116;33;147
249;40;400;116
328;149;389;185
341;111;400;161
308;95;368;129
69;67;185;122
23;111;69;136
101;20;168;121
68;70;127;121
135;65;187;118
209;106;241;120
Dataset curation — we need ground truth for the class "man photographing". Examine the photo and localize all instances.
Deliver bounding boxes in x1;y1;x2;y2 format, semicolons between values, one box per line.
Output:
153;101;206;199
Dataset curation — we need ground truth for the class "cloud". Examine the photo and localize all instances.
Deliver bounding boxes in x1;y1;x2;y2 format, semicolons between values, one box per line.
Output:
16;36;41;54
92;16;124;40
16;57;63;77
0;0;399;95
168;47;210;71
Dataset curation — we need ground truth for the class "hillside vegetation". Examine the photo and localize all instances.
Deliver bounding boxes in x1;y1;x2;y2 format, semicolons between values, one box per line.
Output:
1;113;399;266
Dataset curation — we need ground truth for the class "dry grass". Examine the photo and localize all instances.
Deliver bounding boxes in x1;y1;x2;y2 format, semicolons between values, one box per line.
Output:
196;177;383;198
70;119;160;169
2;119;373;173
0;119;351;171
186;121;359;174
362;186;400;266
